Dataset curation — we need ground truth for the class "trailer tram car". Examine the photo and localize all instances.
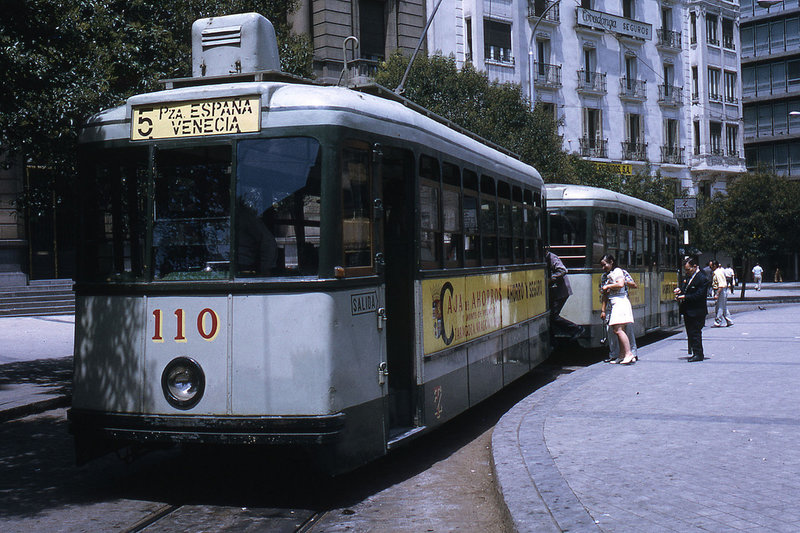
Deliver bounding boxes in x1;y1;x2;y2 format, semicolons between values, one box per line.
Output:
546;184;680;347
68;14;551;473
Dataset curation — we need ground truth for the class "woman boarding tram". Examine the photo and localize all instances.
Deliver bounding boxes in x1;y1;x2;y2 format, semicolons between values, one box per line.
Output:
68;14;550;473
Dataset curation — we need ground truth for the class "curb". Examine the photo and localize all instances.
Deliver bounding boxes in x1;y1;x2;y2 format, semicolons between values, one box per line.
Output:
0;394;71;423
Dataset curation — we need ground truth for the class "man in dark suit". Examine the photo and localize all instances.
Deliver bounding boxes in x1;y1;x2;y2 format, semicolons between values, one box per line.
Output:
674;256;710;362
546;250;584;342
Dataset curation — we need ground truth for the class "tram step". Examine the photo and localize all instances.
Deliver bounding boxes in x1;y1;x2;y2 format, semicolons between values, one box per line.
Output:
387;426;428;449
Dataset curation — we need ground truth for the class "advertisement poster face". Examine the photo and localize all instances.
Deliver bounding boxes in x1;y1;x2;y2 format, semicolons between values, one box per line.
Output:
422;269;546;356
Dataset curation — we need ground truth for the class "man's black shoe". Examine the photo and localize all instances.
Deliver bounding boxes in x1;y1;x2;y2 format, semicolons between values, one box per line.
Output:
687;355;704;362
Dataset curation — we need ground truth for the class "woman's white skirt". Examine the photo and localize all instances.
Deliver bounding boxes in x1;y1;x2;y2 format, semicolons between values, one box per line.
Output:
608;296;634;325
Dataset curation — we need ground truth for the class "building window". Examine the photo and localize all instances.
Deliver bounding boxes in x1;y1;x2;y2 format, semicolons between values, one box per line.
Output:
359;0;386;60
692;66;699;100
755;23;769;55
706;14;719;46
726;124;738;157
581;108;605;157
722;18;735;50
789;59;800;91
693;121;701;154
741;25;754;57
484;20;512;64
465;18;473;62
771;19;784;54
710;122;722;155
623;0;635;19
690;12;697;45
708;68;721;101
661;7;672;31
724;71;737;103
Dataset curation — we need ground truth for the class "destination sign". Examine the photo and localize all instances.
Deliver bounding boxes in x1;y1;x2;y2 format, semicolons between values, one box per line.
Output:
131;96;260;140
577;7;652;40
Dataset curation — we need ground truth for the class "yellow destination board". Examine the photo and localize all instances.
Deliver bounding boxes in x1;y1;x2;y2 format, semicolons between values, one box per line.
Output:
422;269;546;356
131;96;260;140
661;271;678;302
592;271;645;310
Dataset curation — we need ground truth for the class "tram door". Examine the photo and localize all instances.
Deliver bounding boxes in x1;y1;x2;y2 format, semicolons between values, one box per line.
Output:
379;147;417;435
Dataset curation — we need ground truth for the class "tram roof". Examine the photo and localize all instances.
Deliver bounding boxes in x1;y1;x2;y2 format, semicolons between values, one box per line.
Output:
545;184;675;223
80;79;542;189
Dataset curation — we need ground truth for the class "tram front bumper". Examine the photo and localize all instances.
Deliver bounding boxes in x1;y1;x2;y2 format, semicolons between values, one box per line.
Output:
68;408;346;447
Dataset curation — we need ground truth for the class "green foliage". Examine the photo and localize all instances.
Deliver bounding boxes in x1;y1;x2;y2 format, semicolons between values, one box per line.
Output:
695;171;800;263
0;0;311;179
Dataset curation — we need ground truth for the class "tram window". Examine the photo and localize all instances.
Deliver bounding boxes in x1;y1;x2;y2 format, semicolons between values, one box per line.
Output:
548;209;587;269
635;217;644;266
419;181;441;267
419;155;441;268
152;146;231;280
236;137;322;278
342;144;373;270
592;211;606;266
480;176;497;265
78;146;148;282
497;181;512;265
512;186;524;263
443;163;462;267
463;170;480;267
605;212;619;256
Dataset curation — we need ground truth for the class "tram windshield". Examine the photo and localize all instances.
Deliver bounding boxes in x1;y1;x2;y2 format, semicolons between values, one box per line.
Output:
78;137;322;282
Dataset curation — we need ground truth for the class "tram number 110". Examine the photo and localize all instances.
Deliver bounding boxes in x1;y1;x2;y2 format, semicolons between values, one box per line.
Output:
152;308;220;343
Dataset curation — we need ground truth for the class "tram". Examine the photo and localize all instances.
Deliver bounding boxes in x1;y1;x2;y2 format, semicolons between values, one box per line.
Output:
546;184;680;347
68;13;550;473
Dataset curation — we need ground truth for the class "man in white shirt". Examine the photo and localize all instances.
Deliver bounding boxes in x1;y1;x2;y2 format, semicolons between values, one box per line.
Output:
752;263;764;291
712;261;733;327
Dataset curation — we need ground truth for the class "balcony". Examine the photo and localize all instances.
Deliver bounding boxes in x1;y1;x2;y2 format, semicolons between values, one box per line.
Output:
656;29;682;50
724;94;739;104
619;78;647;101
579;137;608;158
533;62;562;88
486;46;514;65
622;141;648;161
577;70;607;95
723;35;735;50
658;84;682;107
528;1;561;25
661;145;684;165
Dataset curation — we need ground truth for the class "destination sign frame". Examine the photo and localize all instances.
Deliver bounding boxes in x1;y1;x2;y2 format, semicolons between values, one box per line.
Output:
576;7;653;40
131;96;261;140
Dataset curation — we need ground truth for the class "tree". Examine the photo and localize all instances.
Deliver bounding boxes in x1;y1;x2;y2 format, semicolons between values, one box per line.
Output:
1;0;311;209
695;171;800;297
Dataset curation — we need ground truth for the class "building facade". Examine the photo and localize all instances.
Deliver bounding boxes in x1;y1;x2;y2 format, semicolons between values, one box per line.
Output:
741;0;800;178
425;0;745;194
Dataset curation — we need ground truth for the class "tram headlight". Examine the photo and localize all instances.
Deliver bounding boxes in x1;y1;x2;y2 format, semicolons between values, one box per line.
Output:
161;357;205;409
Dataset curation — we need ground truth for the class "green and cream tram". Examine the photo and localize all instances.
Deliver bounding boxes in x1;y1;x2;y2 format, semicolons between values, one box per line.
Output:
546;184;680;347
68;14;550;473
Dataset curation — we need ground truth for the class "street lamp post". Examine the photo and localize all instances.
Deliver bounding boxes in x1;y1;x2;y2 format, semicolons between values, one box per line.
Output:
529;0;562;106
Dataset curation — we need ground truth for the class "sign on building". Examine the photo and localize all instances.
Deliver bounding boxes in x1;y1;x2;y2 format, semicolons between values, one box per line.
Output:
576;8;653;40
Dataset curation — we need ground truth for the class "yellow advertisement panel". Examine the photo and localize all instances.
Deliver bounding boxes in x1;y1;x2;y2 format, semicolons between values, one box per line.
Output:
661;271;678;302
422;269;547;356
628;272;645;307
131;96;260;140
592;273;604;311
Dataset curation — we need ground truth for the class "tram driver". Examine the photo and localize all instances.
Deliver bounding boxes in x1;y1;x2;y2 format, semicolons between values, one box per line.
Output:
236;196;277;275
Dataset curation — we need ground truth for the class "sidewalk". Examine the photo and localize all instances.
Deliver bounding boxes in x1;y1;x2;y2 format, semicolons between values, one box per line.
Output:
493;291;800;531
0;315;74;422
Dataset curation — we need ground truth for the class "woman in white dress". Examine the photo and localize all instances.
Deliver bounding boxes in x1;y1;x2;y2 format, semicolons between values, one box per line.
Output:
600;254;635;364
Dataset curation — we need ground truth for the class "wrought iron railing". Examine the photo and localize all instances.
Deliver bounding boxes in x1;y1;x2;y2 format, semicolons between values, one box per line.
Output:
622;141;648;161
534;62;562;87
528;1;561;22
661;145;684;164
619;77;647;99
577;70;607;93
657;29;682;49
579;137;608;158
658;84;683;106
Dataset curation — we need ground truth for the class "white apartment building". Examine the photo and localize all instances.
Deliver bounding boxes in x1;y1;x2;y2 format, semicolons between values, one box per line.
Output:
426;0;745;194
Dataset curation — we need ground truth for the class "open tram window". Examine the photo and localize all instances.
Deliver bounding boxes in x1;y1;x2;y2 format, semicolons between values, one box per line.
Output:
442;162;462;267
463;170;480;267
152;146;231;281
480;176;497;265
635;217;644;267
419;155;441;269
341;143;373;271
78;146;148;282
497;181;512;265
548;209;587;269
235;137;322;278
605;211;619;259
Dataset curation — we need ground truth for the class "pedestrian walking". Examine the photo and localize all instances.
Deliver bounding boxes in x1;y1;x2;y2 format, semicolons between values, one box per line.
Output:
599;254;635;365
703;261;714;296
775;267;783;283
711;261;733;327
675;257;709;362
752;262;764;291
546;250;584;343
724;264;735;294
